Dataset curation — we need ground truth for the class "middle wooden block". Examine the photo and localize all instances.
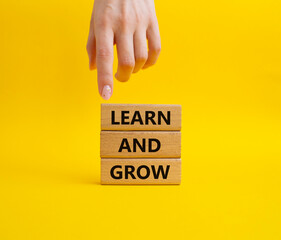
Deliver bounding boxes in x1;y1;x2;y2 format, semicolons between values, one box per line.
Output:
100;131;181;158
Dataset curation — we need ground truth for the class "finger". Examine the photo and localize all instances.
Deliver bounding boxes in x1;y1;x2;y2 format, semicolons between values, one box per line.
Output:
115;33;135;82
86;14;96;70
87;34;96;70
133;30;148;73
95;29;114;100
143;23;161;69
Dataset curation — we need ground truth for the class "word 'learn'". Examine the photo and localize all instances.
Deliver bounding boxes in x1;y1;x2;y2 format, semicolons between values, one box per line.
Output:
111;111;171;125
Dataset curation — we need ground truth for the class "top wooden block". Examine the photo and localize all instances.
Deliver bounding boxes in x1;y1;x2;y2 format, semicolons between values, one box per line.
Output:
101;104;181;131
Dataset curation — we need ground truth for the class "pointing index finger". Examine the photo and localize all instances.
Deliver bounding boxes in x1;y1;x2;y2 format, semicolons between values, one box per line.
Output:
95;29;114;100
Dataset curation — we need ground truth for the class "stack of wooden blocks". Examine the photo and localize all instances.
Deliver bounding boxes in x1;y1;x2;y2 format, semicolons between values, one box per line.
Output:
100;104;182;184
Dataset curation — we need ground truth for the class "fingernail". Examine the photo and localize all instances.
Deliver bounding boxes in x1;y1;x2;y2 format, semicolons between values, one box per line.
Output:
101;85;112;100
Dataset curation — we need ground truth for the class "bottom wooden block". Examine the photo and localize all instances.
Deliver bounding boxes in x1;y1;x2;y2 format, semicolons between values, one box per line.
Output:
101;159;181;184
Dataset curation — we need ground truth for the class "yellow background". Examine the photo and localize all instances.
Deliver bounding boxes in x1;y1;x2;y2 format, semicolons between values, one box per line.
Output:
0;0;281;239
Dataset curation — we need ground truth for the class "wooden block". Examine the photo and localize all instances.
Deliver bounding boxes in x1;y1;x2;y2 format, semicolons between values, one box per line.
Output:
101;158;181;184
101;104;181;131
100;131;181;158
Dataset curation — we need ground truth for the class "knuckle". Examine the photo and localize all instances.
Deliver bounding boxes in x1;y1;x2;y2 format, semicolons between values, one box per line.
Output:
134;12;144;24
96;47;112;58
120;57;135;68
120;19;130;30
136;53;148;62
152;45;161;55
118;13;132;30
120;15;129;25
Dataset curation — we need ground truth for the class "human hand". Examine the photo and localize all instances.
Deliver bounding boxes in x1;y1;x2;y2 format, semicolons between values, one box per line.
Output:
87;0;161;100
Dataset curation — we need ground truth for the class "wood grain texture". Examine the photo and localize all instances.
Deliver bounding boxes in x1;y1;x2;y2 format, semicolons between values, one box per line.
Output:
101;158;181;184
100;131;181;158
101;104;181;131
